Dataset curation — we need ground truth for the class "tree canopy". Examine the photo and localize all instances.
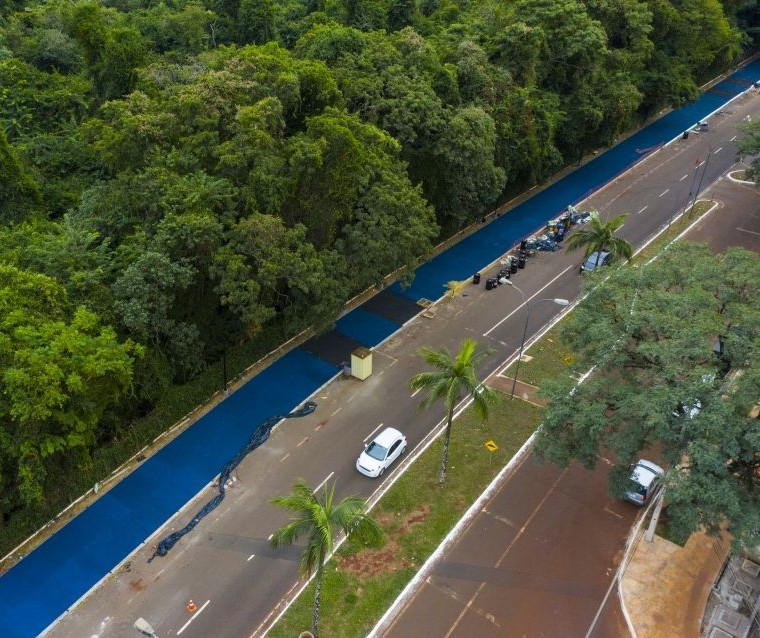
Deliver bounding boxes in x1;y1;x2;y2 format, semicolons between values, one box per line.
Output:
0;0;754;538
411;338;497;483
535;243;760;549
736;118;760;180
270;479;383;637
0;264;139;508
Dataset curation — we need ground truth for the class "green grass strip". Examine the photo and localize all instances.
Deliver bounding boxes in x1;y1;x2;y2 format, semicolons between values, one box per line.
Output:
268;392;547;637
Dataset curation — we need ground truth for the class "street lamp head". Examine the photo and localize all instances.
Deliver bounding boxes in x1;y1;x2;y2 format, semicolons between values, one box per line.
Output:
553;298;570;306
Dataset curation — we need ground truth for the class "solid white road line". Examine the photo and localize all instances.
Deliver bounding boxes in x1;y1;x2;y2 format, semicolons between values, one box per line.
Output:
680;174;688;181
247;553;255;562
279;453;289;463
659;189;670;197
314;471;334;493
583;558;624;638
297;437;309;447
177;599;210;635
738;227;760;237
714;146;723;154
637;205;648;214
410;387;423;398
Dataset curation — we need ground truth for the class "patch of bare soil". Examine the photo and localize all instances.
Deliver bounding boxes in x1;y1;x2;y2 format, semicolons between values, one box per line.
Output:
129;578;146;592
336;506;429;579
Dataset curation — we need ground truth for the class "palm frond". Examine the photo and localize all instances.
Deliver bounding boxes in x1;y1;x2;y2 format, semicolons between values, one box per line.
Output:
564;211;632;262
410;338;496;484
417;345;455;370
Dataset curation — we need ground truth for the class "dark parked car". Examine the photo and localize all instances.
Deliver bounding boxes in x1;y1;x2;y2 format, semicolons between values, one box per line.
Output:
580;251;612;273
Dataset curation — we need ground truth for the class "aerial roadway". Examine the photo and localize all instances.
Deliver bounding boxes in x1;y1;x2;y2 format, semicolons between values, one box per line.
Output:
370;127;760;638
44;88;760;638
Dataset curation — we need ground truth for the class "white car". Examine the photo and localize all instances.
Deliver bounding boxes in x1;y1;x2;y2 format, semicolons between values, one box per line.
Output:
672;399;701;419
356;427;407;478
625;459;664;506
672;373;714;418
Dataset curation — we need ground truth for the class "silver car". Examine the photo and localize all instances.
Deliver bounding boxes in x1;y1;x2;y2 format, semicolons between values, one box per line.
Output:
580;251;612;273
625;459;664;505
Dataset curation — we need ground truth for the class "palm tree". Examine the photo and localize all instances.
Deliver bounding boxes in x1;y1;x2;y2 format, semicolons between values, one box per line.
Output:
564;211;633;270
410;338;497;484
270;480;382;637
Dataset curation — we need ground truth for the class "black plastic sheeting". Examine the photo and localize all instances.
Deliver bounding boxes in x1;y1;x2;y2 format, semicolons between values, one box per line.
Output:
148;400;317;561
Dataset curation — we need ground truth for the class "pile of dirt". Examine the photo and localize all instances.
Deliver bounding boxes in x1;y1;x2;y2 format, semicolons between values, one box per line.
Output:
337;507;429;579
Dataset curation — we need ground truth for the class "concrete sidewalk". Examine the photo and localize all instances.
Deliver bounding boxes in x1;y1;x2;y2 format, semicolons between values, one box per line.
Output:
621;531;730;638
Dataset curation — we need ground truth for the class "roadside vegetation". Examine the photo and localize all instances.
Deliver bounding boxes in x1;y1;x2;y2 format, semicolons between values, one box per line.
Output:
270;480;384;638
536;242;760;549
271;223;760;635
2;0;760;562
410;338;498;484
268;393;545;638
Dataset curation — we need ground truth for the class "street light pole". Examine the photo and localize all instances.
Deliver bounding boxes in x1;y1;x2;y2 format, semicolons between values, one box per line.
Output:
688;149;711;219
505;281;569;400
510;296;533;400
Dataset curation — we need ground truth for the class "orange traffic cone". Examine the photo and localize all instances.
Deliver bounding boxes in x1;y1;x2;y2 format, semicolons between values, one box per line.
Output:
187;600;197;613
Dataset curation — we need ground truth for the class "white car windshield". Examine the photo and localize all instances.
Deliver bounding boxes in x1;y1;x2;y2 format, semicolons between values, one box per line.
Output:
365;442;388;461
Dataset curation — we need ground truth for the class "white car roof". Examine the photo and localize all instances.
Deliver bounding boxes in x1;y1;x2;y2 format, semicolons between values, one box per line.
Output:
631;460;664;487
374;427;403;446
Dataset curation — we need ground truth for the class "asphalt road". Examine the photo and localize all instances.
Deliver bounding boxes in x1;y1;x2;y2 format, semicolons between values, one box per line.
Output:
44;89;760;638
371;455;636;638
372;140;760;638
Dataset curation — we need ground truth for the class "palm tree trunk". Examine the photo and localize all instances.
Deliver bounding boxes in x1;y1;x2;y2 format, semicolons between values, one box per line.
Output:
439;411;454;484
312;564;323;637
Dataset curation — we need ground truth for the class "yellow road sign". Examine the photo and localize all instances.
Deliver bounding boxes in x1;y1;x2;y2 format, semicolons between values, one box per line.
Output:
484;440;498;452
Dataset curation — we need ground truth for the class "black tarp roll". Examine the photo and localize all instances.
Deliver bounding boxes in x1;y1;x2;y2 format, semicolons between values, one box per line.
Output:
148;401;317;561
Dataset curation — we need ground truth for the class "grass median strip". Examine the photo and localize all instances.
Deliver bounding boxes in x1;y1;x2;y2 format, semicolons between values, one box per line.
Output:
268;391;547;637
269;200;716;636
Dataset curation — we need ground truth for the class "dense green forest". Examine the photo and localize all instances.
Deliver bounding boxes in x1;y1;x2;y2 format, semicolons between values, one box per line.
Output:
0;0;757;545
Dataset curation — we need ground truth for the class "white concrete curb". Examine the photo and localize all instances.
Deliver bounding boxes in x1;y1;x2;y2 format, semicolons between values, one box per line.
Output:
366;432;537;638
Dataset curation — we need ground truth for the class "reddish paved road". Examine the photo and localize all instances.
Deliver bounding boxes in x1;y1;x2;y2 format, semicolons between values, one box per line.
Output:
377;454;637;638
